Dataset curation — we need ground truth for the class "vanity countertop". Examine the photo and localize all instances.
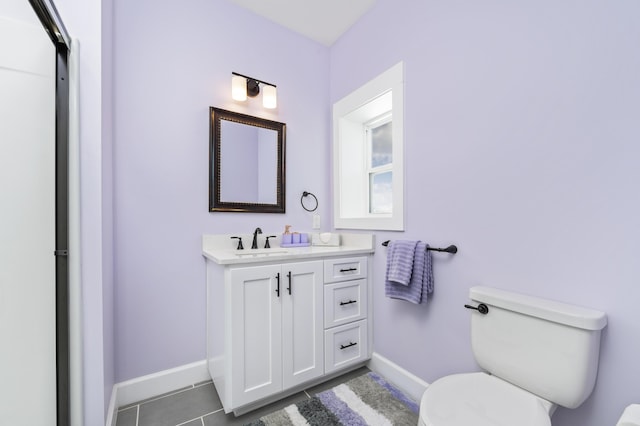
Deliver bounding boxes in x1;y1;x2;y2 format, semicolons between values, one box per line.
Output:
202;233;375;265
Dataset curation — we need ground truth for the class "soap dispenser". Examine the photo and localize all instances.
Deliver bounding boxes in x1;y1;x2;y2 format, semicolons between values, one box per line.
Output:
282;225;292;245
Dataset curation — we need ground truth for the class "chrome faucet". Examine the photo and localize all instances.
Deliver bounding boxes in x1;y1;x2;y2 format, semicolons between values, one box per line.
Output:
251;227;263;249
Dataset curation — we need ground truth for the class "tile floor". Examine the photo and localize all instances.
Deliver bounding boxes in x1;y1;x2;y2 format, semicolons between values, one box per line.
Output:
115;367;370;426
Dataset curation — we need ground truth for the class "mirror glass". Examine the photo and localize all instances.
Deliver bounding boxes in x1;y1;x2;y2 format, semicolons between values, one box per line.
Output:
210;107;286;213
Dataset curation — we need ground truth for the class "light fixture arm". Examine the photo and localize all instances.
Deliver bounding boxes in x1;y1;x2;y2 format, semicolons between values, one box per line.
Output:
232;72;277;90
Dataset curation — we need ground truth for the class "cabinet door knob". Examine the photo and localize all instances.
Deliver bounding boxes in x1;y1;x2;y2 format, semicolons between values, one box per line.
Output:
275;273;280;297
287;271;292;295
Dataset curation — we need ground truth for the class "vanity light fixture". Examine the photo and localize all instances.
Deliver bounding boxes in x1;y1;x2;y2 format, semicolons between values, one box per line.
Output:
231;72;277;109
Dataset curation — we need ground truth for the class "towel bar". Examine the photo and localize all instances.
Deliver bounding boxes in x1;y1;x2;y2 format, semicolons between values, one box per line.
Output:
382;240;458;254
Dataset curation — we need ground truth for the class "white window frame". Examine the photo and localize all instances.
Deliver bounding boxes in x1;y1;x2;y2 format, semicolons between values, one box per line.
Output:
333;62;404;231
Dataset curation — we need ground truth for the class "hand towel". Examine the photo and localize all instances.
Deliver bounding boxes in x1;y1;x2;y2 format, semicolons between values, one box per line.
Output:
385;242;434;304
385;240;419;286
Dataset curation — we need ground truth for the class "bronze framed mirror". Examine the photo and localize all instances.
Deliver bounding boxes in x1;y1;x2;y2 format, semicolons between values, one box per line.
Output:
209;107;286;213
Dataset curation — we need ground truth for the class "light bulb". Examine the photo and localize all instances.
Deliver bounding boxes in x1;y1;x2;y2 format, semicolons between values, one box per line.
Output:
262;84;277;109
231;75;247;101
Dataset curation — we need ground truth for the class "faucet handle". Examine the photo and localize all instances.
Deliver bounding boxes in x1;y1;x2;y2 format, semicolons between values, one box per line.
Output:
230;236;244;250
264;235;277;249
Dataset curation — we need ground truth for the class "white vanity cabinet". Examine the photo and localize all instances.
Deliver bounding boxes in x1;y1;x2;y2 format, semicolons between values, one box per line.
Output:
224;261;324;409
203;233;374;415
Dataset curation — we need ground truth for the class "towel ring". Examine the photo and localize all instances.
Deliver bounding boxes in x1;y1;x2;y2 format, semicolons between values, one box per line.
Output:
301;191;318;212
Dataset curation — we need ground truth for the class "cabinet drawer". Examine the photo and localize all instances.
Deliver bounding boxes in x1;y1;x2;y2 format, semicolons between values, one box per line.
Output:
324;319;368;374
324;280;367;328
324;257;367;283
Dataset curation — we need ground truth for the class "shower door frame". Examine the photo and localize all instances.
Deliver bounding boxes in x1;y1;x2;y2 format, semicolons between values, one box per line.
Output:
27;1;71;425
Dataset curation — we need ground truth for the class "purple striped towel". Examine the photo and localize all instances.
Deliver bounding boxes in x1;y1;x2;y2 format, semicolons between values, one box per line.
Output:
385;240;419;286
385;241;434;304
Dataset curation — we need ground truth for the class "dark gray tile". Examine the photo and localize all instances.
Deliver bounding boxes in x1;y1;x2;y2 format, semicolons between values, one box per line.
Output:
202;391;308;426
115;406;137;426
138;382;222;426
119;385;194;410
304;366;370;396
180;419;204;426
197;381;222;408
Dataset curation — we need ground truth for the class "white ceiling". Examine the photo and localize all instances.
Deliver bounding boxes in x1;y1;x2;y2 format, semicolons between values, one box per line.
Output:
227;0;377;46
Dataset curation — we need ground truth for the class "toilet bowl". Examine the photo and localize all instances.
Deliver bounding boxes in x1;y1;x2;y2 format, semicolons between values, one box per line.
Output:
418;373;554;426
418;286;607;426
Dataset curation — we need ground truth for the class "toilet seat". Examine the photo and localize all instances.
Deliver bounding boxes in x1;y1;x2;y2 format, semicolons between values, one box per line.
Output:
419;372;553;426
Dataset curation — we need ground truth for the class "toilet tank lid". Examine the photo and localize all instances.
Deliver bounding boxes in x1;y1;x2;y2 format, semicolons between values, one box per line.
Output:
469;286;607;331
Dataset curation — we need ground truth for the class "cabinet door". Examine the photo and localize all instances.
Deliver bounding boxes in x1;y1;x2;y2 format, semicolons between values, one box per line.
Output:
281;261;324;389
229;265;283;407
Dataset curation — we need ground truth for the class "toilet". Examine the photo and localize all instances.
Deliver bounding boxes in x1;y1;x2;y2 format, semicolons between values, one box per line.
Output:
419;286;607;426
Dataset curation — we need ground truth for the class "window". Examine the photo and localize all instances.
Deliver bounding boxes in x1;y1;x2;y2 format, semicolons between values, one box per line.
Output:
333;62;404;230
366;114;393;214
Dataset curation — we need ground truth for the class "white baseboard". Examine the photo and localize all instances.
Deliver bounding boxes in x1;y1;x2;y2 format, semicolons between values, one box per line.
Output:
105;359;211;426
367;352;429;403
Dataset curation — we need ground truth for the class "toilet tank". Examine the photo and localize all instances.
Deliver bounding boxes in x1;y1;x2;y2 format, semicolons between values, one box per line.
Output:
469;286;607;409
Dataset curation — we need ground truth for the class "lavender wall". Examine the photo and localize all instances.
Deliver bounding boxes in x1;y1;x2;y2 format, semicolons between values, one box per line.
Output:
330;1;640;425
112;0;330;381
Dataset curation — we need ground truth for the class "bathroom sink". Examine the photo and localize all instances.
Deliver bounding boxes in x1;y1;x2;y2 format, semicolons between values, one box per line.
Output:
233;249;289;257
202;233;375;265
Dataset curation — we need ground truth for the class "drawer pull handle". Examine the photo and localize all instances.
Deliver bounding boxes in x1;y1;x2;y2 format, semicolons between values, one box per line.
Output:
339;300;357;306
340;341;358;350
339;267;357;273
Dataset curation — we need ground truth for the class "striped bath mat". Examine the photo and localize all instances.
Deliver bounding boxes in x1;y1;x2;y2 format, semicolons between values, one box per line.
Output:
245;372;419;426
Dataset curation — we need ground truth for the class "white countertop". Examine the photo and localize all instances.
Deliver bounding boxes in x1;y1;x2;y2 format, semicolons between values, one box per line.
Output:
202;233;375;265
